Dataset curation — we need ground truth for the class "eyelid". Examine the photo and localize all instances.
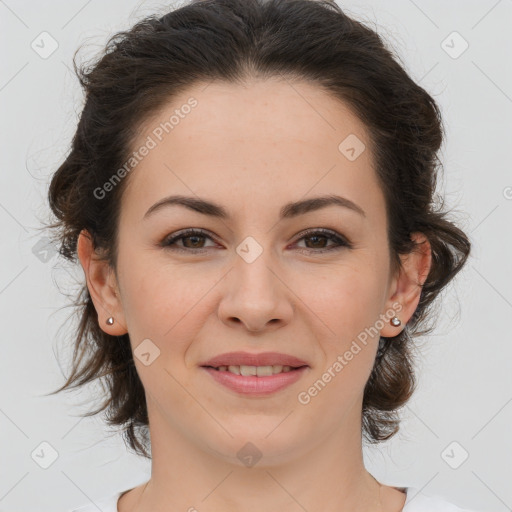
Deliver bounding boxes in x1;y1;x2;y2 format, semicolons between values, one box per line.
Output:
161;228;216;249
161;227;352;253
291;228;352;252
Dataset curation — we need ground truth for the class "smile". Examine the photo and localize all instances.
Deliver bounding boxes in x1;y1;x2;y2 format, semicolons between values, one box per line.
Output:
201;365;308;395
207;364;301;376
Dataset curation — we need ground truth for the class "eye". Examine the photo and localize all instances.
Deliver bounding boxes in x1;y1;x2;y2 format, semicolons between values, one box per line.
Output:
160;228;352;254
161;228;216;253
292;228;352;254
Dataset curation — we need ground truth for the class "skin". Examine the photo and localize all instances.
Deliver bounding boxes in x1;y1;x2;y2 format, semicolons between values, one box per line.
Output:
77;78;432;512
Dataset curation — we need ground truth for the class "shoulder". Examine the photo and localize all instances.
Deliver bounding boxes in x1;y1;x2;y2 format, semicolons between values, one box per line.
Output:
70;484;483;512
70;479;149;511
403;486;483;512
70;490;123;512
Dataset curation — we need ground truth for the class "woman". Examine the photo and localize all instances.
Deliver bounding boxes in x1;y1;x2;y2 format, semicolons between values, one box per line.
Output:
46;0;477;510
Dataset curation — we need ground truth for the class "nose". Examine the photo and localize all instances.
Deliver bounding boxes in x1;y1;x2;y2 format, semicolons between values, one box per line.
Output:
217;249;294;334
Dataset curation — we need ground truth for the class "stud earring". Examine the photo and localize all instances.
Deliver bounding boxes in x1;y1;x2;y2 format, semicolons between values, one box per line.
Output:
390;316;401;327
106;317;114;325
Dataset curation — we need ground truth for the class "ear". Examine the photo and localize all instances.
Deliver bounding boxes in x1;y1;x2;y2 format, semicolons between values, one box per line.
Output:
76;229;128;335
380;232;432;337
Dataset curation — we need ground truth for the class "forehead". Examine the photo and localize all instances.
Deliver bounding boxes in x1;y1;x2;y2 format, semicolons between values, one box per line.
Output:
145;78;371;155
120;78;383;223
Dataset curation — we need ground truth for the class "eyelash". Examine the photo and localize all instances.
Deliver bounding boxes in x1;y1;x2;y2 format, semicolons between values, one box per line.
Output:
160;228;352;254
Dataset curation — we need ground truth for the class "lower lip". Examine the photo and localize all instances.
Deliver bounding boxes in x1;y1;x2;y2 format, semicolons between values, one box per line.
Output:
201;366;308;395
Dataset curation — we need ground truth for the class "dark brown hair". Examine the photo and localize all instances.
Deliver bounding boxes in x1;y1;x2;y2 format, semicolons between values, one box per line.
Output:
46;0;471;459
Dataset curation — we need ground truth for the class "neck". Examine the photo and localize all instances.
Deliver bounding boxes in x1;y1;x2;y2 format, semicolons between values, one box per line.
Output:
127;397;385;512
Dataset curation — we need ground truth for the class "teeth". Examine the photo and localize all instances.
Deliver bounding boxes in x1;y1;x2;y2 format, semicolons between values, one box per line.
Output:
215;364;295;376
227;365;240;375
240;365;255;376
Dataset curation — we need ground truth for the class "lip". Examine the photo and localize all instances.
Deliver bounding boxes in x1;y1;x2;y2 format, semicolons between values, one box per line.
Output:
202;366;309;395
199;351;309;368
200;351;310;396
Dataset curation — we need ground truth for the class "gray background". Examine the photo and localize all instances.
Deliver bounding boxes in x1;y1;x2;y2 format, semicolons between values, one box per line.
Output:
1;0;511;511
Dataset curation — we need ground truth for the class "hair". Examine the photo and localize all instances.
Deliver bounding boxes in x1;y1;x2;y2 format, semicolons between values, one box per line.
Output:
46;0;471;459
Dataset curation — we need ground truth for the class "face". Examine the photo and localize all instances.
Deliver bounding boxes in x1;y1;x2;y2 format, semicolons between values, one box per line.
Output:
88;78;421;466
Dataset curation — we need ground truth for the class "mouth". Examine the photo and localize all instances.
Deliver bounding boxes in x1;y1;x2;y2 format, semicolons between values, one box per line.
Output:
199;351;310;394
202;364;308;376
200;363;309;395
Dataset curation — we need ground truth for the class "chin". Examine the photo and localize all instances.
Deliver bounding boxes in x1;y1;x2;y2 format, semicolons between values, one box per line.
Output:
200;424;313;468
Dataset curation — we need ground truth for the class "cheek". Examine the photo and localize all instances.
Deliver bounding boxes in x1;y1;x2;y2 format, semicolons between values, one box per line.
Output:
116;247;173;335
117;248;213;351
301;269;383;407
300;261;386;340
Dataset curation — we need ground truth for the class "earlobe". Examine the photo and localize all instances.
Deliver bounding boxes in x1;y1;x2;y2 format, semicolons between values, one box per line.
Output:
380;232;432;337
76;229;128;335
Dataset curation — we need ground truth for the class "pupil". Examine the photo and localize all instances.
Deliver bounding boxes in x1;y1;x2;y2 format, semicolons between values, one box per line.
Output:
186;235;203;248
307;235;326;248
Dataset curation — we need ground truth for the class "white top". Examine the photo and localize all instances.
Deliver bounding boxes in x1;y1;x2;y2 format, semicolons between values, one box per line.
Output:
71;484;481;511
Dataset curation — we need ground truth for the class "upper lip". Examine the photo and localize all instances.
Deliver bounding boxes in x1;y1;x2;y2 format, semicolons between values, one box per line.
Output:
200;351;309;368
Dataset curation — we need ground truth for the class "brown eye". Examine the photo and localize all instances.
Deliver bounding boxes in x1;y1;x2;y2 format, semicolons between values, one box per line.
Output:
180;234;206;248
293;229;352;254
161;229;216;252
161;228;352;254
304;233;330;249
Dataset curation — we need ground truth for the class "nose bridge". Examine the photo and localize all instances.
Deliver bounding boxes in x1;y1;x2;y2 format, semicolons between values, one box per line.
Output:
218;233;293;331
233;234;279;302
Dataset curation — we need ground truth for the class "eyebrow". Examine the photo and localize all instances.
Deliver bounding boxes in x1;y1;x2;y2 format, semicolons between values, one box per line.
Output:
143;193;366;220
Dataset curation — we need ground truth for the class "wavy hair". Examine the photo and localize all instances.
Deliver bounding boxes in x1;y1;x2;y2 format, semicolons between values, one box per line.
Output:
46;0;471;458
